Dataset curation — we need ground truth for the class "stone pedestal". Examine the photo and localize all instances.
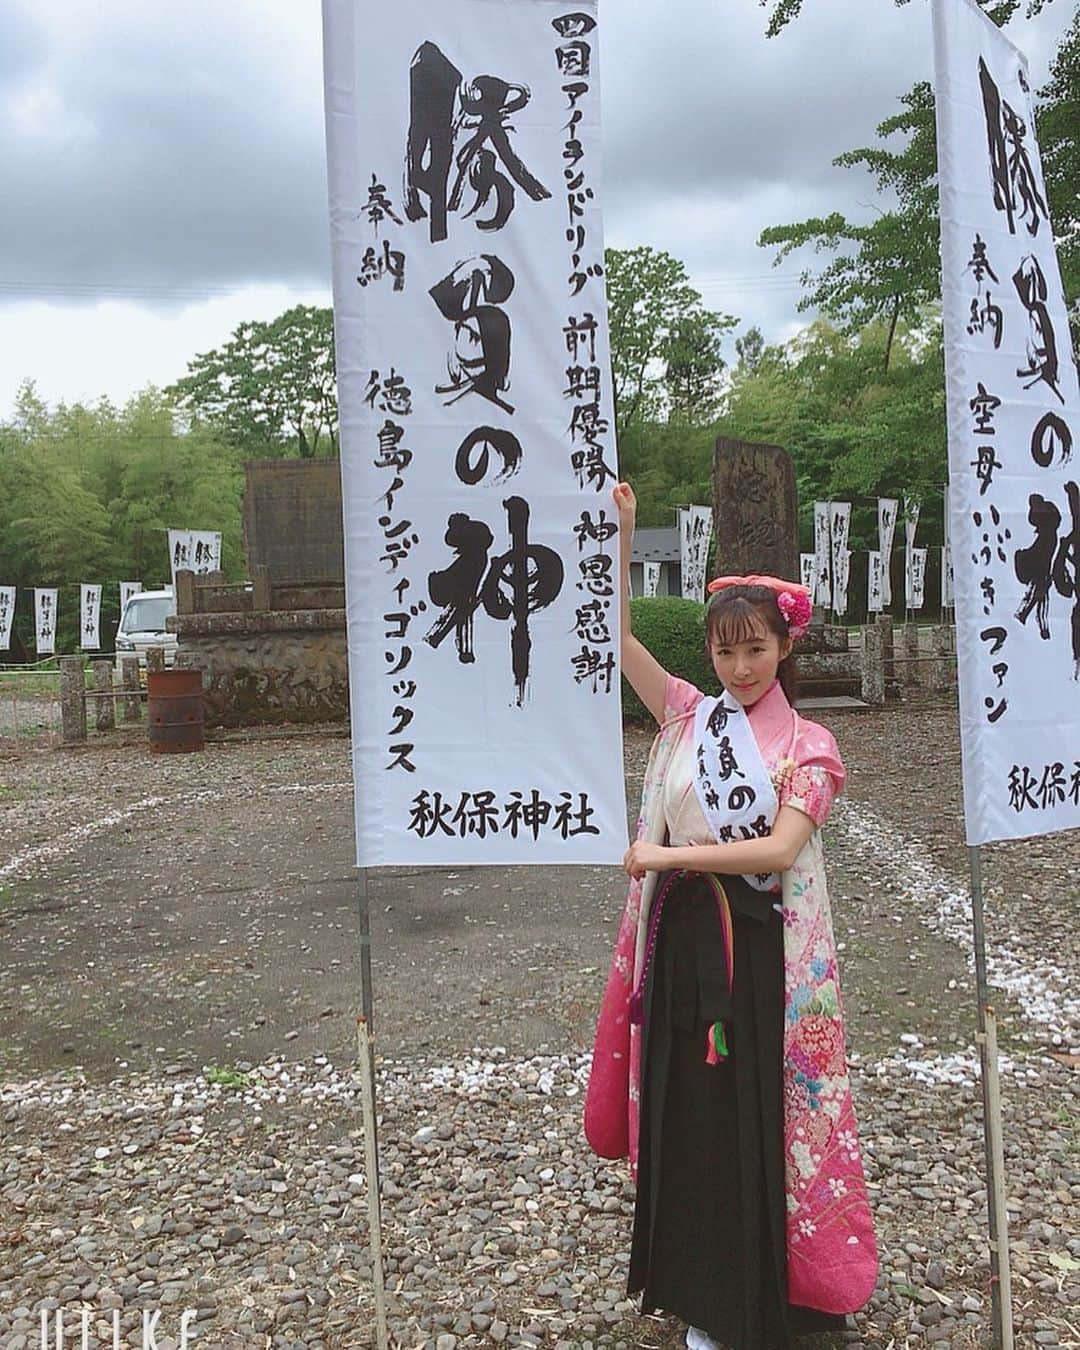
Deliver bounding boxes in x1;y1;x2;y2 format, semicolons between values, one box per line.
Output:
147;646;166;673
172;608;347;728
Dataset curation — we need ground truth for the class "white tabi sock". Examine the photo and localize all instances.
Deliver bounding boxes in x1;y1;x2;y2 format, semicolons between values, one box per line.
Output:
685;1326;722;1350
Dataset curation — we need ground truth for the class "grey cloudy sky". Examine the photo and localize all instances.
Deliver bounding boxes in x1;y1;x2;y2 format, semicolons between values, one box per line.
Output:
0;0;1069;414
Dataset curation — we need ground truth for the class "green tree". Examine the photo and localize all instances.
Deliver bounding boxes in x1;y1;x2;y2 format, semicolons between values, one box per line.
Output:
718;317;948;550
759;10;1078;366
604;246;736;435
756;0;1054;40
758;82;939;370
1038;8;1079;332
170;304;337;457
0;386;243;655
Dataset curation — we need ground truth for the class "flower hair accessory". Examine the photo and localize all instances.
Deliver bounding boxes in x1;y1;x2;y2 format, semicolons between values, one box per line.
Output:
707;573;813;641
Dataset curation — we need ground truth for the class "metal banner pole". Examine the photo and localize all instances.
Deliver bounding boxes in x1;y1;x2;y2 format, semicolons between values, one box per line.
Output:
356;866;390;1350
968;846;1014;1350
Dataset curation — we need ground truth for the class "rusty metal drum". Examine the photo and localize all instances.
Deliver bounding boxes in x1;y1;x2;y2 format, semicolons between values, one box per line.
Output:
147;668;205;753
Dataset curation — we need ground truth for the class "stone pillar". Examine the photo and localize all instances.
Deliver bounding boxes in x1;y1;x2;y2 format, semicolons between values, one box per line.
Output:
931;624;955;693
861;622;885;707
91;660;115;731
897;623;920;688
147;645;166;673
121;658;141;722
60;656;87;744
875;615;895;696
174;568;196;616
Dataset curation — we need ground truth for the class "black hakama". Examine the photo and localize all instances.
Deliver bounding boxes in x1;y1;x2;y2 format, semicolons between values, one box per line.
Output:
626;870;848;1349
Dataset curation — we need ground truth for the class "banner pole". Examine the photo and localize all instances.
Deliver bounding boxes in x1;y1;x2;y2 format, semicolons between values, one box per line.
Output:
968;845;1014;1350
356;866;390;1350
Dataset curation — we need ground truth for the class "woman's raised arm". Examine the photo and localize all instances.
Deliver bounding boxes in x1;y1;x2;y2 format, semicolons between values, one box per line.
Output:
614;482;670;725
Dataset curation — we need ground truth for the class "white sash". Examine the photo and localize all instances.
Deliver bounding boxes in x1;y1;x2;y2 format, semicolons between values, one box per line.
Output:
691;694;780;892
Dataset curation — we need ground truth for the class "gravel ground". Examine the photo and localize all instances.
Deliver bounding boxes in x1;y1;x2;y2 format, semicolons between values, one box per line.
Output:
0;703;1078;1349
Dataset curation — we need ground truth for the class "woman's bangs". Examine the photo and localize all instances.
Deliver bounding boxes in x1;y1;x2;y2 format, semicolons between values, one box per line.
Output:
708;599;770;648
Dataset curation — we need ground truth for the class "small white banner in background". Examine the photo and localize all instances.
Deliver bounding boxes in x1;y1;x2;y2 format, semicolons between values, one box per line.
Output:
868;552;885;614
323;0;626;866
679;506;713;602
829;502;851;579
120;581;143;616
0;587;14;650
813;502;832;607
907;547;928;611
169;530;221;583
934;0;1080;844
80;584;102;650
833;549;852;617
642;561;661;598
799;552;818;595
34;588;58;655
942;544;955;609
877;498;899;607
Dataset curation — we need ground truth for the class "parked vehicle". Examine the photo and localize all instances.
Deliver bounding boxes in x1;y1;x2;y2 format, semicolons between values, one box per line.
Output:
114;588;178;674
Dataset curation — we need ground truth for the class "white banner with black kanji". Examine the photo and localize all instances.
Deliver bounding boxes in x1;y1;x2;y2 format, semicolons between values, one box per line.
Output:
934;0;1080;844
323;0;625;865
34;588;57;656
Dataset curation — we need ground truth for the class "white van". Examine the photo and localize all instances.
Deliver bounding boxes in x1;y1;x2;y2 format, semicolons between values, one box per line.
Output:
114;587;178;672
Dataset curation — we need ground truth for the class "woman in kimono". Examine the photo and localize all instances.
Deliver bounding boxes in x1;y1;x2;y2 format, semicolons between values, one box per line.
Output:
585;482;877;1350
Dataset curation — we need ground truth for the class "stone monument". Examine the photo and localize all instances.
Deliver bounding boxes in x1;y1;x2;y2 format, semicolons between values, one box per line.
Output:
712;438;798;582
242;458;344;585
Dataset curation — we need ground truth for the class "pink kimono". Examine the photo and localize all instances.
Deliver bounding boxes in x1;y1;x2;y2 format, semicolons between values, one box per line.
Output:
585;676;878;1315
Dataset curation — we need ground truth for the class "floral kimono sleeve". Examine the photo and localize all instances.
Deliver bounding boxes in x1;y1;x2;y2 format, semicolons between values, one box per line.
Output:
777;720;845;829
663;674;703;722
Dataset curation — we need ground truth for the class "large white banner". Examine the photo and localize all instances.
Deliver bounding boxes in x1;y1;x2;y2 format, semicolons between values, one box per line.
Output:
34;588;57;656
877;498;898;607
323;0;625;865
642;561;661;598
169;530;221;583
813;502;832;607
0;587;14;650
80;584;102;650
934;0;1080;844
679;505;713;602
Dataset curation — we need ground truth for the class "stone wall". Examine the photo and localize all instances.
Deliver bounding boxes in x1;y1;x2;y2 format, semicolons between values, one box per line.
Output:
173;610;347;728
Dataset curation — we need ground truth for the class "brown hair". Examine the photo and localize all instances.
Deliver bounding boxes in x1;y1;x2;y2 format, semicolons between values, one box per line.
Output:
704;584;799;701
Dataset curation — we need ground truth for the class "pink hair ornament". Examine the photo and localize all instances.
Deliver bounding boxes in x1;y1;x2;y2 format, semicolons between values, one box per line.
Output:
706;573;813;641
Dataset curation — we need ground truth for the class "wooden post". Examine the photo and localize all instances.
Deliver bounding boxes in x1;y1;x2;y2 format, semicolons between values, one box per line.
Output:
60;656;87;745
147;646;166;673
121;657;141;722
92;659;116;731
